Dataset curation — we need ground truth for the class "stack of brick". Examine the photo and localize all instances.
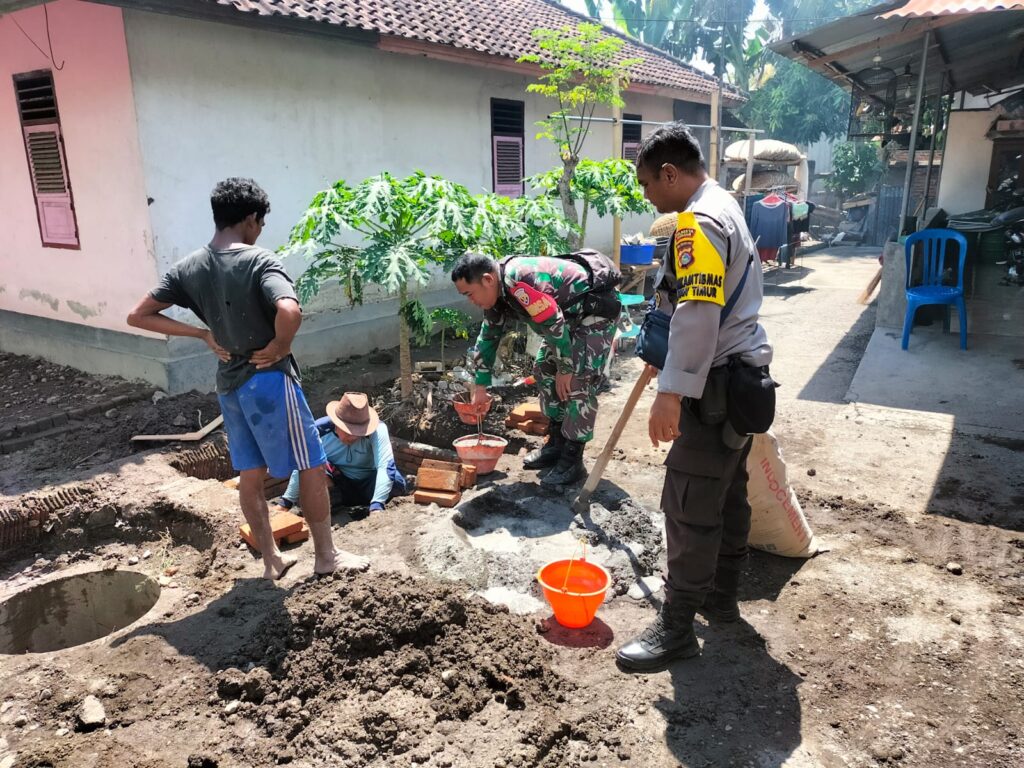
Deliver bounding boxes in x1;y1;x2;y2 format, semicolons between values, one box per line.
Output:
240;510;309;550
505;403;550;436
222;474;292;499
392;437;462;476
413;459;476;508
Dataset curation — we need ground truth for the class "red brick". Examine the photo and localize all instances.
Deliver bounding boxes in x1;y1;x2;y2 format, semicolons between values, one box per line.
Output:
460;464;477;489
239;511;305;551
283;523;310;544
414;489;462;508
416;466;461;492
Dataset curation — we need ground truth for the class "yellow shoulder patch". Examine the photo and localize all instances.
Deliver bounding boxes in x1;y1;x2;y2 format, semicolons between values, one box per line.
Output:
673;211;725;306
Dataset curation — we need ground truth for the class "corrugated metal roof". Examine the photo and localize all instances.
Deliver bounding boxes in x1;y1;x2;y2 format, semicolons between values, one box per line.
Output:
879;0;1024;18
771;3;1024;99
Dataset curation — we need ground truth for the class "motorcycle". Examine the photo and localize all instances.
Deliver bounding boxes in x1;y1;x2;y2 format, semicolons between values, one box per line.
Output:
994;206;1024;287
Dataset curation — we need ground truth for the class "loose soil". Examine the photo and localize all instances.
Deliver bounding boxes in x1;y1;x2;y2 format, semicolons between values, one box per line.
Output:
1;251;1023;767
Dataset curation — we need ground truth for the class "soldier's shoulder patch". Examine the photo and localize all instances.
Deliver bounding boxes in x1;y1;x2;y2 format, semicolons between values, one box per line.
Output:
511;281;557;322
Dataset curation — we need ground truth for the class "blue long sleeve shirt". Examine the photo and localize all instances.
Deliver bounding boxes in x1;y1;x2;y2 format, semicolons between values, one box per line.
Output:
281;418;396;509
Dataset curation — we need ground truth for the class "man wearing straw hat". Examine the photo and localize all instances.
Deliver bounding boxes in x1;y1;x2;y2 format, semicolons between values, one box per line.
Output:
275;392;406;518
128;178;369;580
616;123;775;671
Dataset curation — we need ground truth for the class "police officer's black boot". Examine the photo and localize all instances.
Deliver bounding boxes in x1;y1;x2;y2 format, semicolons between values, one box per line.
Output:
523;421;564;470
615;601;700;671
697;568;741;623
540;439;586;486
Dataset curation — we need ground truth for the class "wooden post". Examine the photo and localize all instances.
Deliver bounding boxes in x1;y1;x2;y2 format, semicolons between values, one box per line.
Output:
612;79;623;268
744;132;755;198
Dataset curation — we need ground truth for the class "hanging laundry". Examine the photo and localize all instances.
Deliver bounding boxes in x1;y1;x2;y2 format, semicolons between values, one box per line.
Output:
792;201;816;235
749;196;789;250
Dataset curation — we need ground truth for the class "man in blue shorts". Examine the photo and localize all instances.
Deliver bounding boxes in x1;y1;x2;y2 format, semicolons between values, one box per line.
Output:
127;177;369;579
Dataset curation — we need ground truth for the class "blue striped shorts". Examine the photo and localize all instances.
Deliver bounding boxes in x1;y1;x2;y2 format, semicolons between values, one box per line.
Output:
217;371;327;479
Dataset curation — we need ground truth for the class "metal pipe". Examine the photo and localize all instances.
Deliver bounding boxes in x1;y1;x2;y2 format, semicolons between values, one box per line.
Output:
548;114;764;133
922;70;945;212
899;30;931;236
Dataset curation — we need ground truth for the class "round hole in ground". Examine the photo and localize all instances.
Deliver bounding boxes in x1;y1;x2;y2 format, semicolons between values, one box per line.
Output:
0;570;160;654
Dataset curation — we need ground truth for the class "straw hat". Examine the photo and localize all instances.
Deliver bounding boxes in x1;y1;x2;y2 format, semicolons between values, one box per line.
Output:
649;213;678;238
326;392;379;437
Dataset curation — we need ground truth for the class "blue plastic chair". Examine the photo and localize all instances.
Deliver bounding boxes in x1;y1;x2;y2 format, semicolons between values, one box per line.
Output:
901;229;968;351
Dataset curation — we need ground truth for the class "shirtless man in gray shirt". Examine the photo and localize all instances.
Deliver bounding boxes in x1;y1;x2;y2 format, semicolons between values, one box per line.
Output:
617;122;775;671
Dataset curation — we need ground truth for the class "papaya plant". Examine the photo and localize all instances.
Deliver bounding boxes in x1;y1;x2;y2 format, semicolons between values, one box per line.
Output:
285;171;572;399
527;157;652;244
427;307;473;370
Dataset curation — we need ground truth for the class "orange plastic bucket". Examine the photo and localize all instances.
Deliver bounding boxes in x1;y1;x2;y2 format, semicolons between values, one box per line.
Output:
537;558;610;628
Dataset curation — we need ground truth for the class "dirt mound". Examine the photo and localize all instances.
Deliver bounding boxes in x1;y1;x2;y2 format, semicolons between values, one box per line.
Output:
0;352;149;435
214;571;615;767
377;385;532;453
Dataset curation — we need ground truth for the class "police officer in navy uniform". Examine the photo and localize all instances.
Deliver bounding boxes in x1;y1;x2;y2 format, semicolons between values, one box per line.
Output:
617;122;775;671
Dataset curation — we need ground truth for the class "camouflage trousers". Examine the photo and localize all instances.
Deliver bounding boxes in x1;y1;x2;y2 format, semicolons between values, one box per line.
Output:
534;317;615;443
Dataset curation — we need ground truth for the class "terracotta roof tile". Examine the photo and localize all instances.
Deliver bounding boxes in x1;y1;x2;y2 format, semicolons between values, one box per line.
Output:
217;0;733;98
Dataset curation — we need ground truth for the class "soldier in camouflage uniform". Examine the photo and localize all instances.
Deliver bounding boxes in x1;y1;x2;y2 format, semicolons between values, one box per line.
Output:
451;251;621;486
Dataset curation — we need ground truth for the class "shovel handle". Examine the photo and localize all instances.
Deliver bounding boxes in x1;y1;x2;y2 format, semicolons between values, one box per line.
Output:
575;366;654;507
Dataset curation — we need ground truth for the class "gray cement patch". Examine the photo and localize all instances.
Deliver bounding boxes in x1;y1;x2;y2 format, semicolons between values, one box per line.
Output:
415;483;665;614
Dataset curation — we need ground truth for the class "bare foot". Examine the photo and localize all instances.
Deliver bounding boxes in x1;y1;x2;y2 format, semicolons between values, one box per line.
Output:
313;548;338;575
335;550;370;572
263;552;298;580
314;549;369;575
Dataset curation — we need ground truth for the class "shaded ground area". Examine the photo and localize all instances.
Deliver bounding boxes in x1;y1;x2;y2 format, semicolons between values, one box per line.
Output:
0;352;150;435
1;249;1023;767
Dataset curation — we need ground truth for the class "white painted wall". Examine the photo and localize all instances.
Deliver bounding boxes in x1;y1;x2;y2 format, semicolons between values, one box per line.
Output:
937;110;996;215
123;12;675;274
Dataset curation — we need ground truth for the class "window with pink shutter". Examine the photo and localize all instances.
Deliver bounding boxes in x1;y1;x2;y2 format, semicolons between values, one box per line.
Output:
14;70;79;249
491;98;524;197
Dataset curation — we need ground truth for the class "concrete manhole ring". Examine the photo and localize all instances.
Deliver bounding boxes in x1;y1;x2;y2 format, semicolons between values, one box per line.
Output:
0;569;161;654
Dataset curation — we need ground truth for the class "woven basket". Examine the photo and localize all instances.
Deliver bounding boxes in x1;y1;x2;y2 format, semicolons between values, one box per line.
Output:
649;213;677;238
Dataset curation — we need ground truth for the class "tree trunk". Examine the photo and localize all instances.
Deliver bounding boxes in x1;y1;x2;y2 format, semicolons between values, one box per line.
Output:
558;158;581;250
580;199;590;247
398;285;413;400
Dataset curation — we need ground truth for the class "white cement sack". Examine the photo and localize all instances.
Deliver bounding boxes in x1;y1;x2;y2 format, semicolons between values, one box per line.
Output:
746;431;819;558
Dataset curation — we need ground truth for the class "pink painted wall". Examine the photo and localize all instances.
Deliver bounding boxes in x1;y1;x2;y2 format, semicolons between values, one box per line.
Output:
0;0;154;332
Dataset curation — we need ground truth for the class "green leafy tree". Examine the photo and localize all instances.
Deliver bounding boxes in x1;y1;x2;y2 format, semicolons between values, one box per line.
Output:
526;157;653;243
519;24;641;246
575;0;875;134
739;54;849;145
427;307;473;370
286;172;571;399
824;140;882;203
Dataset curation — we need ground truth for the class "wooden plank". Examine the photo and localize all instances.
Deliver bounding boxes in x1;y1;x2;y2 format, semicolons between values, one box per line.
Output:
416;467;461;493
131;414;224;443
414;489;462;508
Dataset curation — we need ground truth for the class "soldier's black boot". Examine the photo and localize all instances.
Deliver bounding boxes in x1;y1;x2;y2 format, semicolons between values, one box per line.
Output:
523;421;565;470
698;568;741;623
540;440;586;486
616;602;700;671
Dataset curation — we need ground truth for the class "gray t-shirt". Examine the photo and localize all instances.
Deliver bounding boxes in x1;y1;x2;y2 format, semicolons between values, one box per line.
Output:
151;245;300;393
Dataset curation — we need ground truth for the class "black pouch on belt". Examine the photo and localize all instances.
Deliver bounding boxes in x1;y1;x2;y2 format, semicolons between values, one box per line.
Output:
726;358;779;435
697;365;729;425
578;288;622;319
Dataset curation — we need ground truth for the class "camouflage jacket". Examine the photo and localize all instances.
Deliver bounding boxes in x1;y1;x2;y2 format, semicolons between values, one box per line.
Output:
469;252;616;385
